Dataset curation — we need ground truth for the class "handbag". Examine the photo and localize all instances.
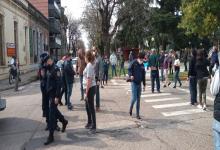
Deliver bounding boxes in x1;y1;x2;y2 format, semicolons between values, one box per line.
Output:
210;67;220;96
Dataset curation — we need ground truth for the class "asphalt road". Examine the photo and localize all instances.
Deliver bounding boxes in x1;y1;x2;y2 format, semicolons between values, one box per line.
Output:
0;76;214;150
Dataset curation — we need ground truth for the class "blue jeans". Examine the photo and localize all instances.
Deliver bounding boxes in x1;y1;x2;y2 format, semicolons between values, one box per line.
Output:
151;70;160;92
189;77;197;105
112;65;117;77
213;119;220;150
130;82;141;116
66;83;73;108
174;70;182;87
80;75;84;99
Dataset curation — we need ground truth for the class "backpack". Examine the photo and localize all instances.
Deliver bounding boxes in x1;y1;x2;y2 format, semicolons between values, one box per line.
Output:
210;52;220;96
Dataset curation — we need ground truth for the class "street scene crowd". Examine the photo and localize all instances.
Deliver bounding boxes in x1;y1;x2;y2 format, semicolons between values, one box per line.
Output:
35;45;220;149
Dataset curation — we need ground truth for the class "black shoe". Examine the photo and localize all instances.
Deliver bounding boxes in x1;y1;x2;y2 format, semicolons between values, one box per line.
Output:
173;86;176;88
56;125;61;132
129;110;132;116
44;134;54;145
62;120;68;132
85;123;92;129
68;105;73;110
136;116;141;120
163;85;167;88
152;91;154;93
168;82;171;86
157;90;161;93
180;83;182;87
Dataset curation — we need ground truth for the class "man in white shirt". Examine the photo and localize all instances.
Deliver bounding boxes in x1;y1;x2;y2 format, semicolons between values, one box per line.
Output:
110;52;118;77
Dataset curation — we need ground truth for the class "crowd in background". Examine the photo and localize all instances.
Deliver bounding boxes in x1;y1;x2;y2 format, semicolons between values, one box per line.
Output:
38;45;220;148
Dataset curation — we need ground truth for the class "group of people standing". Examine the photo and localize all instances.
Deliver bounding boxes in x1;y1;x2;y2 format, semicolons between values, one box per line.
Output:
39;47;113;145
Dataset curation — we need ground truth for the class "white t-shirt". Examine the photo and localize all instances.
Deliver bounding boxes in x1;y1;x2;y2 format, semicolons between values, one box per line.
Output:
174;59;180;66
83;63;96;90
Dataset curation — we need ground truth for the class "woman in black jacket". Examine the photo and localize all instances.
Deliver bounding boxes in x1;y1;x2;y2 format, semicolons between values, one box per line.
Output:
195;50;210;110
188;50;197;105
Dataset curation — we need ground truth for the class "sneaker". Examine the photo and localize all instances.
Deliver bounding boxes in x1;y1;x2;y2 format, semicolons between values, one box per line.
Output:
197;104;203;109
203;105;207;110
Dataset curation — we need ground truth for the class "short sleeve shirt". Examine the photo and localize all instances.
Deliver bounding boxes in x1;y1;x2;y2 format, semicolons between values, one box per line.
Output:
83;63;96;89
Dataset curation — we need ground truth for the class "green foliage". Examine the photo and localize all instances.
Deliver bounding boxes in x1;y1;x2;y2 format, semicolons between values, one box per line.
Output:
115;0;150;48
179;0;220;37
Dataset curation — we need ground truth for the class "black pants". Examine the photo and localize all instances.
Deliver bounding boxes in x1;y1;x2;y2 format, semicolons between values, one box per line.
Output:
189;77;197;105
184;61;188;71
103;71;108;85
49;96;65;133
151;70;160;92
41;84;49;124
85;86;96;128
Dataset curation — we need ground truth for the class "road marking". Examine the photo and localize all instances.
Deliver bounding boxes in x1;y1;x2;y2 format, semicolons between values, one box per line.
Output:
176;87;214;101
111;79;118;85
141;93;171;98
144;97;180;103
162;109;204;117
152;102;189;109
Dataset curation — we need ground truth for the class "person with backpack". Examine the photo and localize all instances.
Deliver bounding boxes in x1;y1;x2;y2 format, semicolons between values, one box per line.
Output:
148;49;160;93
195;50;210;110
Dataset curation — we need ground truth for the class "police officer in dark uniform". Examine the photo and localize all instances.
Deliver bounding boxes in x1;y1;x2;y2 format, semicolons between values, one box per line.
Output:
44;56;68;145
39;53;50;130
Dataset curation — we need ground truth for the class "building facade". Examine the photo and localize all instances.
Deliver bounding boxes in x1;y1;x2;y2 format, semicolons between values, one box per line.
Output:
0;0;49;79
28;0;68;59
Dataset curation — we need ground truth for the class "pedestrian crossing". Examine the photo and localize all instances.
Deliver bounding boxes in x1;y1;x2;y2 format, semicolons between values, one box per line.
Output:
111;79;208;117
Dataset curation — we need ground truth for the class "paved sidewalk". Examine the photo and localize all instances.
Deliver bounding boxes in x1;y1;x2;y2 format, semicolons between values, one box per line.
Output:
0;71;38;91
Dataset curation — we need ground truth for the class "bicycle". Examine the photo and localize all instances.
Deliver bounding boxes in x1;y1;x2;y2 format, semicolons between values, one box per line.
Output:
8;65;21;85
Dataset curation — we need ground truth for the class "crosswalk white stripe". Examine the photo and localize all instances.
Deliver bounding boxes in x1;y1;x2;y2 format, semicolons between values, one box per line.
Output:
176;87;214;102
162;109;204;117
152;102;189;109
141;93;171;98
144;97;180;103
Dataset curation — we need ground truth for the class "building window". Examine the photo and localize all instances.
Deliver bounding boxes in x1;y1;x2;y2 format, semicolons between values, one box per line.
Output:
29;28;34;64
0;14;4;65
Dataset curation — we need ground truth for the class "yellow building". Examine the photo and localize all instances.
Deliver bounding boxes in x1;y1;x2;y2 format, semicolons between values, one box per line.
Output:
0;0;49;80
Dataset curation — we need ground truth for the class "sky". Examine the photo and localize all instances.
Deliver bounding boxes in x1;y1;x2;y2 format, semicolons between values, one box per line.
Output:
61;0;89;49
